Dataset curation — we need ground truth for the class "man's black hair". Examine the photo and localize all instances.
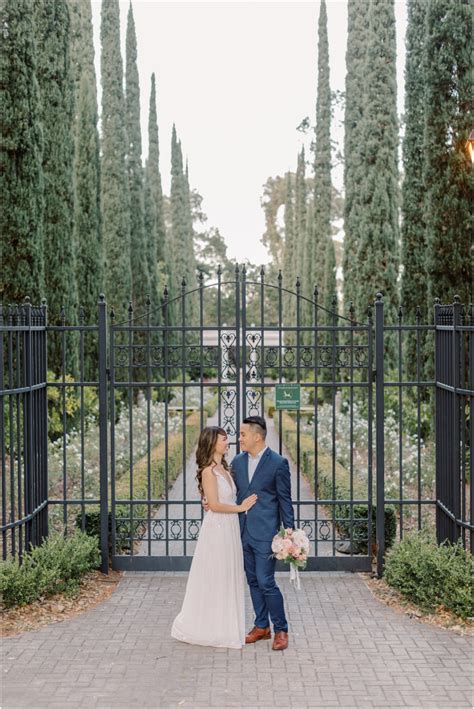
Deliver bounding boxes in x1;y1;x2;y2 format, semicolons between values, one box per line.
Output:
243;415;267;438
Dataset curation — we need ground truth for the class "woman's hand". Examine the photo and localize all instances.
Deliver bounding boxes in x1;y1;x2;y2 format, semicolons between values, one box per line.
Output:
238;493;258;512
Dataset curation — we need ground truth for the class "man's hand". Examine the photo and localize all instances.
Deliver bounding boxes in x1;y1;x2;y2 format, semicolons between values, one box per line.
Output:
202;495;210;512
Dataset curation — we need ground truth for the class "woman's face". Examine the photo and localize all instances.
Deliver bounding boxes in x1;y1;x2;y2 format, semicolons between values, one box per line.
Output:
214;432;229;457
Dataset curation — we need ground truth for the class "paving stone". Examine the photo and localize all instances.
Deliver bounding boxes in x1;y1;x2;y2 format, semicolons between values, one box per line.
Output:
2;571;472;708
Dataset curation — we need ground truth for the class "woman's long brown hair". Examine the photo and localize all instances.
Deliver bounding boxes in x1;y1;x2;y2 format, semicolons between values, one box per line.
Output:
195;426;232;497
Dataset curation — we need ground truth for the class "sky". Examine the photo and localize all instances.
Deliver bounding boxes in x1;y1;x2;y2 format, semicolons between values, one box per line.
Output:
91;1;407;265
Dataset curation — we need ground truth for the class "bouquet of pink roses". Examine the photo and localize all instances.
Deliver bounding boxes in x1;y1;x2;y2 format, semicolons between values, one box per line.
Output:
271;526;310;590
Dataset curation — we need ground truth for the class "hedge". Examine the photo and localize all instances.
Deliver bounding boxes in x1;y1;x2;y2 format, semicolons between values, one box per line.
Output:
384;531;474;619
273;410;396;553
0;531;100;608
77;395;218;551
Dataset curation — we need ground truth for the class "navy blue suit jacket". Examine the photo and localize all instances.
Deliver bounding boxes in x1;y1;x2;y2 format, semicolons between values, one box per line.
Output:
231;448;295;542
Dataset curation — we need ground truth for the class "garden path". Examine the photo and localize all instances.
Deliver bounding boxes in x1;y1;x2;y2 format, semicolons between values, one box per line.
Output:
2;571;471;708
138;413;337;557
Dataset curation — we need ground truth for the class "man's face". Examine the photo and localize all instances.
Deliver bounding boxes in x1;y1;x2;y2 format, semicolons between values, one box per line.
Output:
239;423;260;453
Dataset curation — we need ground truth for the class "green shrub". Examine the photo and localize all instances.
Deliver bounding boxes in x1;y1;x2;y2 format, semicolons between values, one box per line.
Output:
0;530;100;608
384;530;474;619
275;410;396;552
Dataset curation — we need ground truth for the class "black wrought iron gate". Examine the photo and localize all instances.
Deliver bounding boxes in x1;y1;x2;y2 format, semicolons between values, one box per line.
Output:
3;285;472;575
108;269;379;572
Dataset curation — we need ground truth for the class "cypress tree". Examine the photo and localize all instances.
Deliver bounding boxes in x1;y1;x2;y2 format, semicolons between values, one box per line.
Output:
401;0;427;311
144;73;166;310
1;0;44;304
126;2;150;308
282;172;296;339
73;73;103;332
401;0;427;314
69;0;96;104
355;0;399;322
313;0;332;311
168;128;199;330
183;161;198;322
321;234;338;400
400;0;427;379
101;0;131;315
423;0;472;309
35;0;78;373
295;148;307;294
170;126;187;294
342;0;370;315
323;237;337;317
304;202;316;309
69;0;102;328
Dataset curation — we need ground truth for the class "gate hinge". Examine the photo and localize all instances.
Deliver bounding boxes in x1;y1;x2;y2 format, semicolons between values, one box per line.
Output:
106;367;111;381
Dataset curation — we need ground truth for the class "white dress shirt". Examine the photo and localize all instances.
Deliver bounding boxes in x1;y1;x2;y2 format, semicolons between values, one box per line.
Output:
247;446;268;483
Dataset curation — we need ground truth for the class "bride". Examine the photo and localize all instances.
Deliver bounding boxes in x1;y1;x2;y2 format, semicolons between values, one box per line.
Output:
171;426;257;649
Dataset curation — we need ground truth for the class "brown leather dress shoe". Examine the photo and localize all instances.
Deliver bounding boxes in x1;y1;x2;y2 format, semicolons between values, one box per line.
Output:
245;626;271;644
272;630;288;651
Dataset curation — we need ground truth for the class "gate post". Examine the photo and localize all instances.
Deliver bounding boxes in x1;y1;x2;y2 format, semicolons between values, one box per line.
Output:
98;294;109;574
40;299;49;543
375;293;385;577
23;297;33;551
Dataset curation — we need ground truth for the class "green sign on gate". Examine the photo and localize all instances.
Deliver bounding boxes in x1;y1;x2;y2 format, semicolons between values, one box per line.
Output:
275;384;301;410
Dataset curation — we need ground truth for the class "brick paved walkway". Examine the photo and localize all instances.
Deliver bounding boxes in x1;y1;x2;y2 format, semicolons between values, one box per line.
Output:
2;571;472;708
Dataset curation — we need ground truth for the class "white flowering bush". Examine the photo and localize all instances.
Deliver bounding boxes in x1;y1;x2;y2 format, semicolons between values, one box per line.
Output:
301;396;435;502
168;386;215;409
48;391;181;502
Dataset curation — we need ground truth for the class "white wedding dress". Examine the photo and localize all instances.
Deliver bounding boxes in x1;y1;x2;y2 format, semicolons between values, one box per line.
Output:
171;468;246;649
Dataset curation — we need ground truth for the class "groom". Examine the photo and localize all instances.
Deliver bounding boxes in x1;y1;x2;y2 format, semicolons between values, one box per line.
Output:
206;415;294;650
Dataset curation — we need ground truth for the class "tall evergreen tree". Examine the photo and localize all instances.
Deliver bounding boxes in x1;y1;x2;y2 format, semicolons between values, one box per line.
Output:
169;126;198;324
35;0;78;372
69;0;102;328
282;172;296;337
144;73;167;310
1;0;44;304
170;125;187;292
401;0;427;316
126;2;150;307
323;236;337;318
400;0;427;380
73;73;103;330
423;0;472;309
101;0;131;314
183;161;199;322
342;0;370;315
355;0;399;322
294;148;307;296
69;0;96;104
313;0;332;312
304;202;316;309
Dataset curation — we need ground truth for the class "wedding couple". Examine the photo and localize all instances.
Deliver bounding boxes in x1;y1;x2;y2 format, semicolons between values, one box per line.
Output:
171;415;295;650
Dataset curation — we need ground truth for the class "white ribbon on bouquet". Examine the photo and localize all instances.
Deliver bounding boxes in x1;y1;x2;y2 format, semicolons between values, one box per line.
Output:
289;563;301;590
